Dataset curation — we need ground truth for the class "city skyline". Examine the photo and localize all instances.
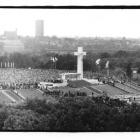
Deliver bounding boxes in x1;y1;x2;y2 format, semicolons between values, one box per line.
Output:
1;9;140;38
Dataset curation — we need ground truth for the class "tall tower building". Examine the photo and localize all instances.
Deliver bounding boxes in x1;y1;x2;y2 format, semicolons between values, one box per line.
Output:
35;20;44;37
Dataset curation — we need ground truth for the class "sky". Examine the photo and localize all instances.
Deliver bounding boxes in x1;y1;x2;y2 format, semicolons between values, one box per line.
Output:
1;9;140;38
0;0;140;5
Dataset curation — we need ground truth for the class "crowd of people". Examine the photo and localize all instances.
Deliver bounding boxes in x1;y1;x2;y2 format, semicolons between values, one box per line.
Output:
0;68;63;89
0;68;100;89
43;89;87;97
0;68;110;90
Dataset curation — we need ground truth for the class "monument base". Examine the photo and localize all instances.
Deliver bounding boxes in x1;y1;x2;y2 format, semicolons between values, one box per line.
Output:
83;78;103;85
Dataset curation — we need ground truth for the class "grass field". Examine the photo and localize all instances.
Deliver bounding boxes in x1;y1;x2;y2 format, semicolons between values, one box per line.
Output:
16;89;45;100
115;83;140;95
0;90;13;104
1;80;140;105
91;84;136;98
125;82;140;92
0;89;57;105
5;90;23;103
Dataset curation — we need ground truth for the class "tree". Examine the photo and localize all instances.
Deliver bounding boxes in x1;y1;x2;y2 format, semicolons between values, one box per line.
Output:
114;50;128;58
3;109;43;130
100;52;111;59
0;107;9;130
126;62;132;79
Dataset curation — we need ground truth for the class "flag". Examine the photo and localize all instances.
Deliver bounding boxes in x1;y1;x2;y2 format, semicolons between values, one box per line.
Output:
51;57;58;62
54;57;58;62
52;57;55;62
105;61;109;68
95;59;101;65
51;57;55;62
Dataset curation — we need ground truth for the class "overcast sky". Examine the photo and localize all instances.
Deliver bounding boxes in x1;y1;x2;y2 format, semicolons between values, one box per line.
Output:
0;9;140;38
0;0;140;5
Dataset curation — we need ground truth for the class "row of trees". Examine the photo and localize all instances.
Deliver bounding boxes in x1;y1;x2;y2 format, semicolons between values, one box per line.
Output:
22;36;140;53
0;96;140;131
0;50;139;74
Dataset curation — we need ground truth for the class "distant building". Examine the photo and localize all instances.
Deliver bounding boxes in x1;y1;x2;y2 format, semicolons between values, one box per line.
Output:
4;30;18;40
0;29;24;54
35;20;44;37
2;39;24;53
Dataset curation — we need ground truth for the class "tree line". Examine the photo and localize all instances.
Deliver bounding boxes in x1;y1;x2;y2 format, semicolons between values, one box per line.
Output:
0;50;140;74
0;95;140;131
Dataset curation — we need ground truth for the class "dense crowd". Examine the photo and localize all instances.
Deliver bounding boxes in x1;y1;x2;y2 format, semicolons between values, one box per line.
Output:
43;89;87;97
0;68;99;89
0;68;63;89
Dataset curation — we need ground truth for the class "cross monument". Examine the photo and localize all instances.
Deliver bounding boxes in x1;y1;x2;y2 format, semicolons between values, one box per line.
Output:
74;47;86;79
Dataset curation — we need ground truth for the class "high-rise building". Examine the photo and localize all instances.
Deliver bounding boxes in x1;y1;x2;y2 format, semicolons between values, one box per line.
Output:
35;20;44;37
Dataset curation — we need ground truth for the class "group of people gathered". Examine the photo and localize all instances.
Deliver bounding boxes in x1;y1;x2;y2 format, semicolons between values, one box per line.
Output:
0;68;63;90
44;89;87;97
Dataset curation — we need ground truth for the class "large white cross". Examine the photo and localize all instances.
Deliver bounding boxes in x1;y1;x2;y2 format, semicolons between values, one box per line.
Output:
74;47;86;79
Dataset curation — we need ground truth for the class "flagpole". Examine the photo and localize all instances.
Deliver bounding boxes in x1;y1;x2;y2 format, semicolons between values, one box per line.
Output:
98;64;100;77
55;60;56;70
95;59;101;78
91;61;93;79
54;57;56;70
50;57;53;69
51;58;53;69
53;60;54;70
105;61;110;77
107;68;109;77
